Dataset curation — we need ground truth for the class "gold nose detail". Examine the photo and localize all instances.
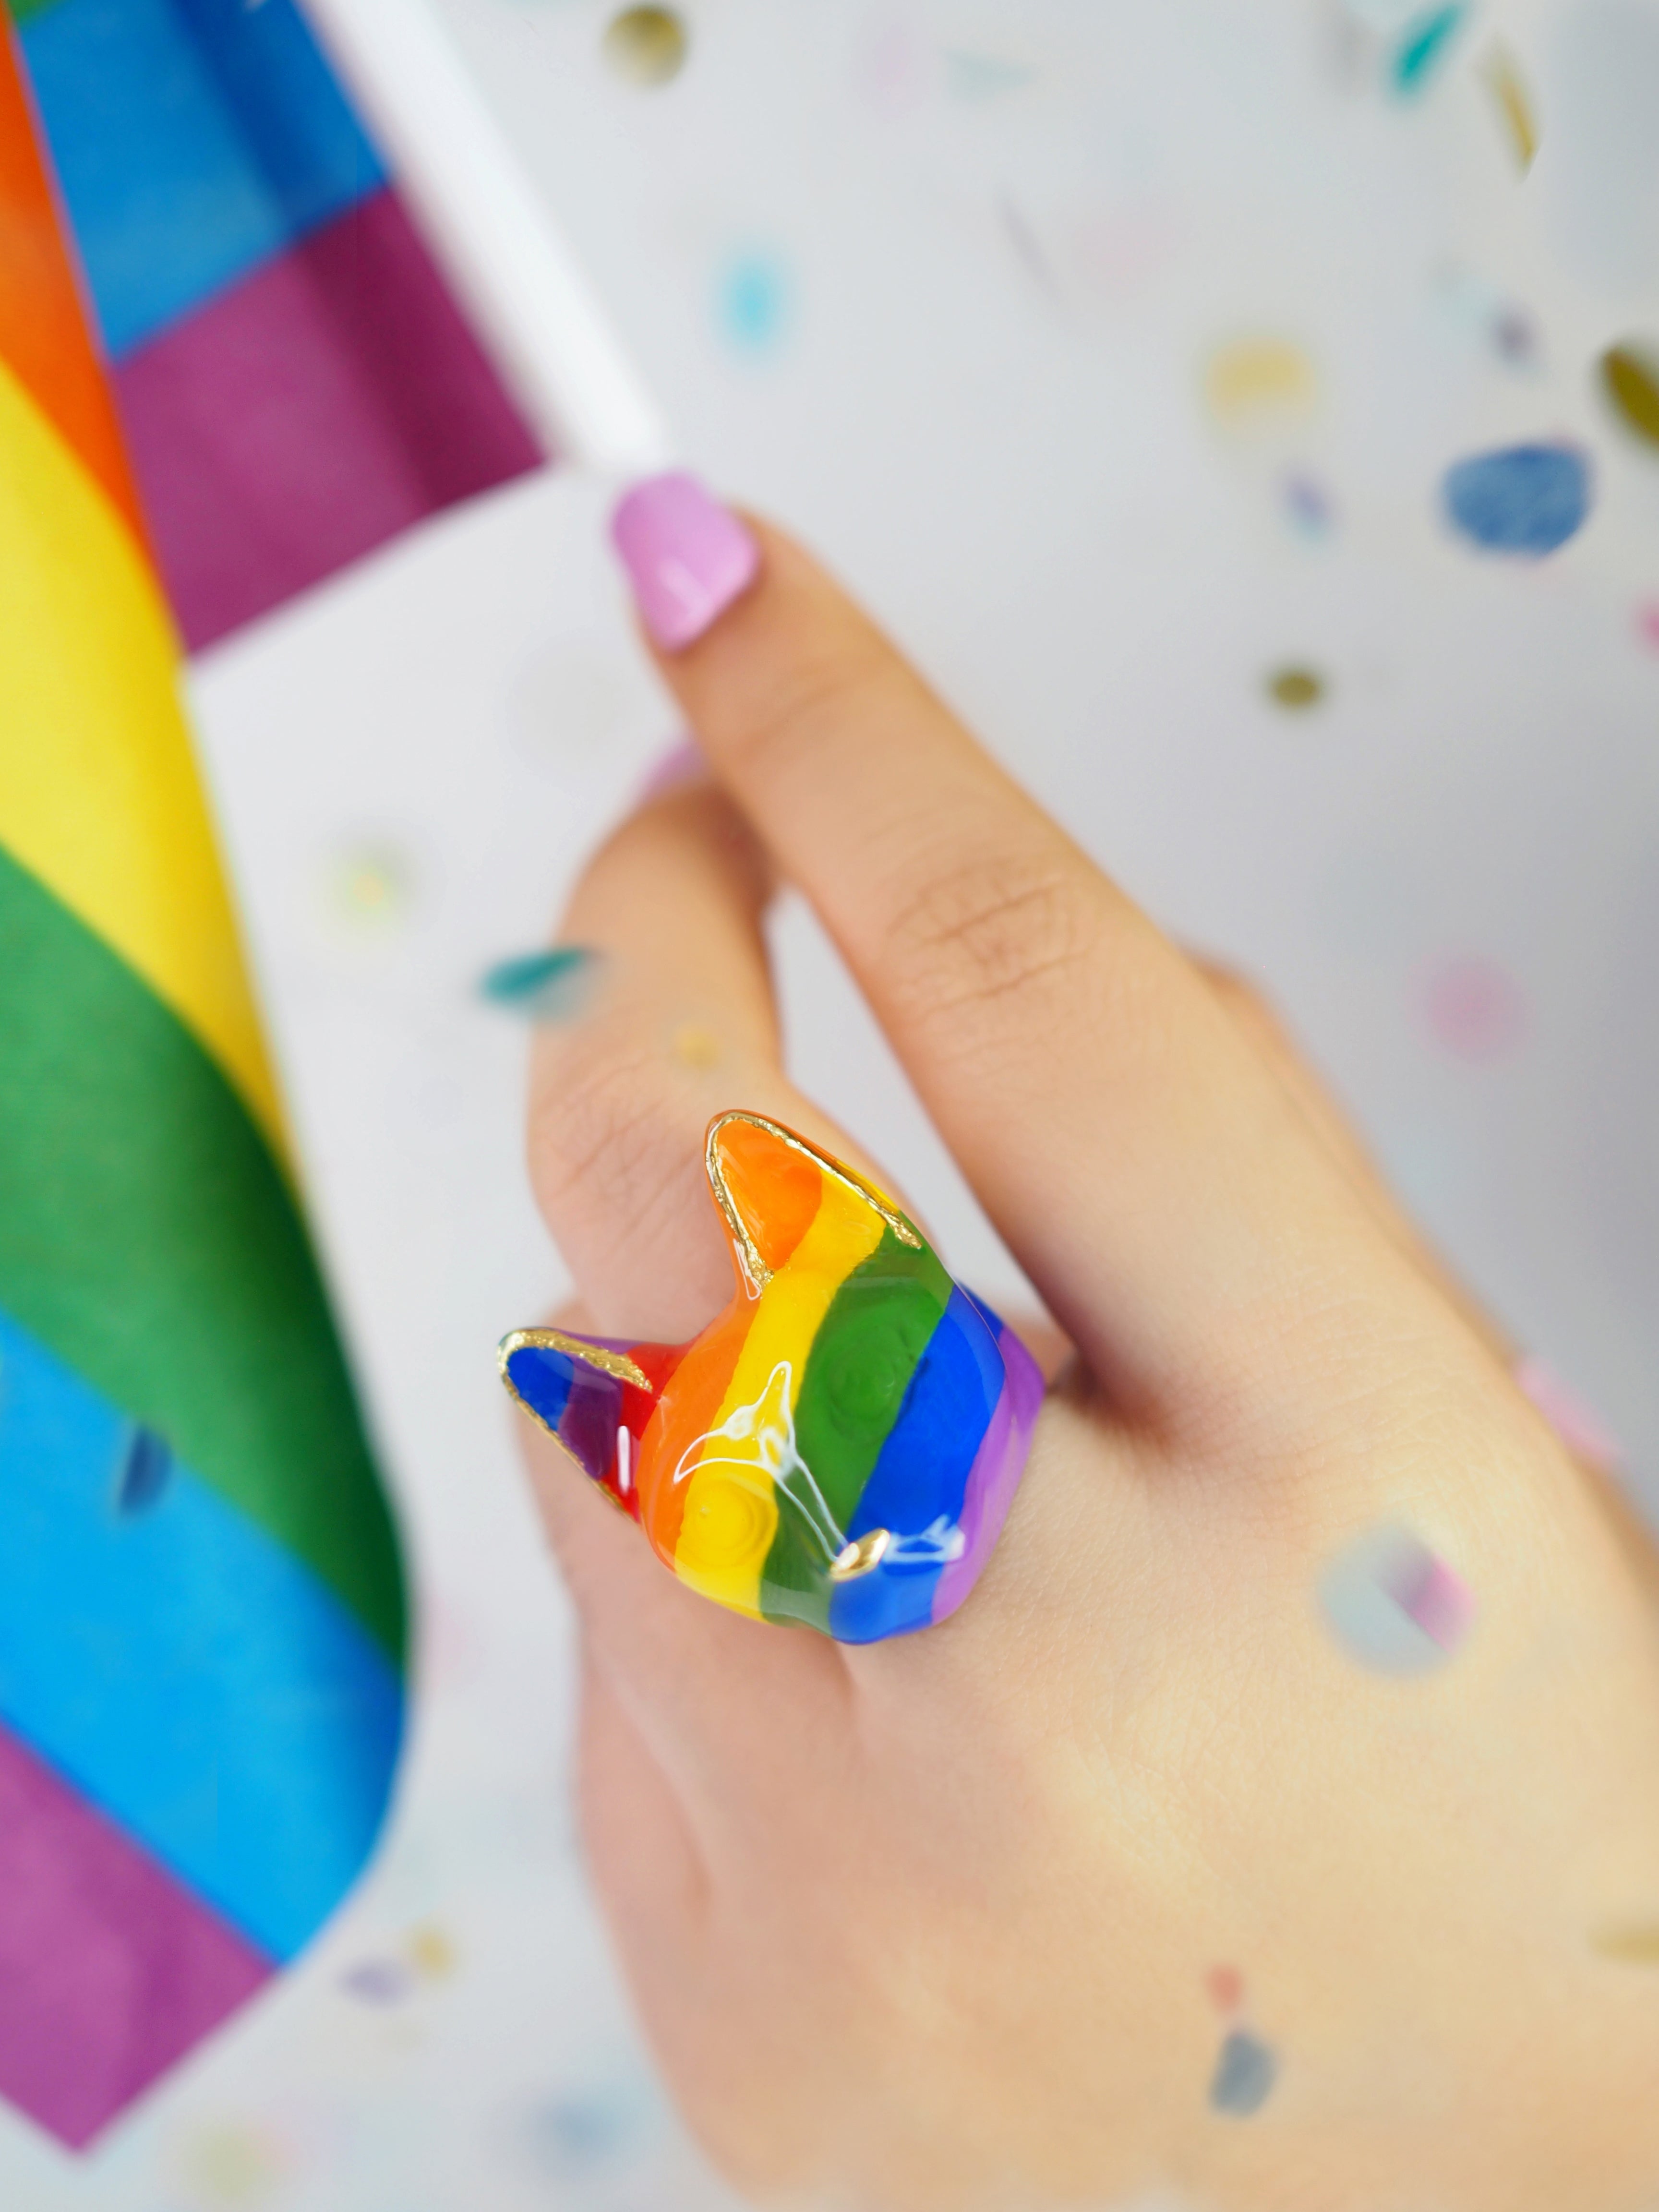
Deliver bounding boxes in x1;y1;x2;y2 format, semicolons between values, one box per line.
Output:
830;1528;891;1582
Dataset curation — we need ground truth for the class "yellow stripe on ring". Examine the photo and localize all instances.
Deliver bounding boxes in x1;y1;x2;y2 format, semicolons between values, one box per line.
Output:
672;1175;884;1618
0;359;285;1156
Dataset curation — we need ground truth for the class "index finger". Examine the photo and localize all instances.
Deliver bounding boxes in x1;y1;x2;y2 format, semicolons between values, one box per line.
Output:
611;481;1374;1415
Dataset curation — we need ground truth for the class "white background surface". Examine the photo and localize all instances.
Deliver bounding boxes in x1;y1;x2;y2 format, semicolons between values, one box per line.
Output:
11;2;1658;2203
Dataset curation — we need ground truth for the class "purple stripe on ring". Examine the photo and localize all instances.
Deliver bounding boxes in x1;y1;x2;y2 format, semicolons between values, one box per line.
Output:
931;1323;1044;1623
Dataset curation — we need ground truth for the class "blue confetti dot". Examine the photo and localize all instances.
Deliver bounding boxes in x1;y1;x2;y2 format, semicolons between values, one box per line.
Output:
1210;2029;1277;2116
1440;443;1592;557
523;2081;652;2175
718;251;792;352
114;1425;172;1514
1393;4;1467;95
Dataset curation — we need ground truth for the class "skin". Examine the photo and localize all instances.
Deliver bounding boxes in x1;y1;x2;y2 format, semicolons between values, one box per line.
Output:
514;517;1659;2212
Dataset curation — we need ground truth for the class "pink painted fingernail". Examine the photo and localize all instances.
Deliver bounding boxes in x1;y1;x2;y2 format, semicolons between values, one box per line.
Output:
636;735;709;800
611;473;761;650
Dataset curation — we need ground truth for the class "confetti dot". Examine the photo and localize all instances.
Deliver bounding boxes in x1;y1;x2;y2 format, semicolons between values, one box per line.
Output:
1205;337;1316;425
1267;665;1326;709
115;1424;172;1514
1391;4;1467;95
1483;46;1539;170
407;1923;457;1979
942;49;1034;101
673;1023;722;1070
1592;1923;1659;1964
1490;304;1541;369
522;2082;650;2176
1440;443;1591;557
601;6;686;86
1206;1965;1244;2014
326;844;414;929
1281;469;1336;537
1319;1524;1475;1675
341;1957;413;2005
718;250;793;353
1636;601;1659;651
1513;1356;1624;1471
479;946;597;1022
1423;954;1526;1061
1209;2029;1277;2116
1600;342;1659;451
180;2122;286;2205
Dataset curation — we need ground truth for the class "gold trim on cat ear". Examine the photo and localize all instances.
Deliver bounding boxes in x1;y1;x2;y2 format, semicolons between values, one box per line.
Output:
497;1327;651;1406
704;1110;922;1292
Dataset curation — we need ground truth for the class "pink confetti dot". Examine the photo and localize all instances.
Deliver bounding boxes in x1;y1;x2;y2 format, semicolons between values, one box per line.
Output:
1513;1356;1624;1471
1636;600;1659;652
1206;1965;1244;2014
1422;956;1527;1062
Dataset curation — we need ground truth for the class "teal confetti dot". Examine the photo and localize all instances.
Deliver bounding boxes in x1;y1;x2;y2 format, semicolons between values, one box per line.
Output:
1393;4;1467;94
719;251;792;353
479;946;597;1021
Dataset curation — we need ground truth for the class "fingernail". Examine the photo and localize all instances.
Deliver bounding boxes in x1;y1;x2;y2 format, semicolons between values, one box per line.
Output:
478;945;599;1022
637;735;709;801
611;472;761;651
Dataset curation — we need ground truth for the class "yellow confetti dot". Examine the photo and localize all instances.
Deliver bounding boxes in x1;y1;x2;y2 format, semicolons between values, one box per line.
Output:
326;844;413;929
407;1923;457;1979
1267;665;1325;710
180;2123;285;2206
1204;338;1316;425
1592;1923;1659;1964
602;6;687;86
1483;46;1538;172
673;1023;722;1070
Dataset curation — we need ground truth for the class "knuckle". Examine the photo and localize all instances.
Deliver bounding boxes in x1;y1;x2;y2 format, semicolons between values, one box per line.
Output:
528;1042;690;1241
715;636;893;780
882;847;1103;1036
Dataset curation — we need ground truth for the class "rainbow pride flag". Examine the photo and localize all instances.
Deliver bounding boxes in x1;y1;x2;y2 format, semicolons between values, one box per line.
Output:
0;21;411;2150
7;0;540;650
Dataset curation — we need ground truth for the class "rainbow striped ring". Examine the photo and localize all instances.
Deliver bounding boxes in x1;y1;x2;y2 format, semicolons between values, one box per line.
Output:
498;1112;1043;1643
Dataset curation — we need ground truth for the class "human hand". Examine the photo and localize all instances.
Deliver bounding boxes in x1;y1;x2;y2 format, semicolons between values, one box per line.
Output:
511;480;1659;2211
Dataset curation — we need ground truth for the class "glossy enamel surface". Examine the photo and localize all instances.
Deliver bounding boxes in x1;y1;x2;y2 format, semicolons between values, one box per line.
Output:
500;1113;1042;1643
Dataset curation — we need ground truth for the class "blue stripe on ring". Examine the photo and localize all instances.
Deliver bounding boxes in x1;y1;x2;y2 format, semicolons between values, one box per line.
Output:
830;1286;1001;1643
0;1306;403;1960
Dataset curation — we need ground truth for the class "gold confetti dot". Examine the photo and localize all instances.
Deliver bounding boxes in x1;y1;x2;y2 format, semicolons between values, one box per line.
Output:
1483;46;1538;171
673;1023;721;1070
1592;1923;1659;1964
1601;342;1659;450
181;2123;285;2205
602;6;686;86
407;1923;457;1979
1267;665;1325;709
1204;338;1316;425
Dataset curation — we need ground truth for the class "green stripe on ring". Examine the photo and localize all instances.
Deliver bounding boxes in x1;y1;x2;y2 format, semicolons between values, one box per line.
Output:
760;1227;952;1630
0;846;405;1663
